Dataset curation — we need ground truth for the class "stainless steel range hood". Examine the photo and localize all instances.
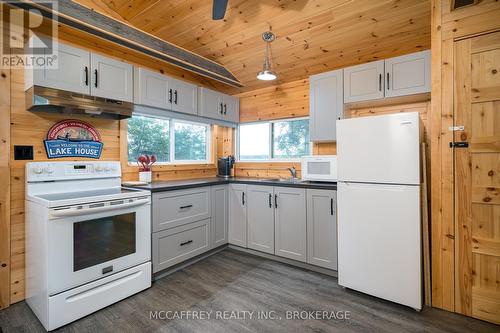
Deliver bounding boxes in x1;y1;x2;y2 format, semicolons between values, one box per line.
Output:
26;86;133;119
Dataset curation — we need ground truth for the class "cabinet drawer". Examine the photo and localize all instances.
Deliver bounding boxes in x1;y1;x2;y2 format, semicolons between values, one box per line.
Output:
153;188;211;231
152;219;210;273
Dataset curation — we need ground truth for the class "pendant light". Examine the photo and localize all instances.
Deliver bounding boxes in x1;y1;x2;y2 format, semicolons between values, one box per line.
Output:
257;31;277;81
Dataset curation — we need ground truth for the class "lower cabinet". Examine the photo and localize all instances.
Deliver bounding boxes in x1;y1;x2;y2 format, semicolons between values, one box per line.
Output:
306;189;338;270
152;219;211;273
211;185;228;248
247;185;275;254
228;184;247;247
274;187;307;262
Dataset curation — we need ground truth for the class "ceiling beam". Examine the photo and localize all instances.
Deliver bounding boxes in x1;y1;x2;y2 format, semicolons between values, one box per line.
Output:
10;0;243;87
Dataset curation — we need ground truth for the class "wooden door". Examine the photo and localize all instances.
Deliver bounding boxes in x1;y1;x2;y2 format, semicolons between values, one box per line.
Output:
171;78;198;115
211;185;228;248
306;189;338;270
385;50;431;98
454;32;500;325
228;184;247;247
32;41;90;94
246;185;275;254
343;60;384;103
91;53;133;102
274;187;307;262
309;69;343;142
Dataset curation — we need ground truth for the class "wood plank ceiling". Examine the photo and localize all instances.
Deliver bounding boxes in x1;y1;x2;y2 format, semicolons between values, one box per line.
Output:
75;0;431;93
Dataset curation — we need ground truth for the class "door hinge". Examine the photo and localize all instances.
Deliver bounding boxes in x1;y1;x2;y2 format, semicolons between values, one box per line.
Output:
448;126;465;131
449;141;469;148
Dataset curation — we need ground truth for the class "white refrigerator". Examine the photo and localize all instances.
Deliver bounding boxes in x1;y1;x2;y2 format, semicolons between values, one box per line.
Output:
336;112;422;310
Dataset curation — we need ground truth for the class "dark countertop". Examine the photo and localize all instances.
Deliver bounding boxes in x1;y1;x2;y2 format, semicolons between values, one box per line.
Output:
125;177;337;192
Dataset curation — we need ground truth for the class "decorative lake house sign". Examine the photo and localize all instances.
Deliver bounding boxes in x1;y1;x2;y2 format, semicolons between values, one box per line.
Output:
44;120;103;159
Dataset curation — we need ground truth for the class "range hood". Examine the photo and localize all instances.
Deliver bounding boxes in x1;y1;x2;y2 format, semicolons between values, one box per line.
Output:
26;86;133;120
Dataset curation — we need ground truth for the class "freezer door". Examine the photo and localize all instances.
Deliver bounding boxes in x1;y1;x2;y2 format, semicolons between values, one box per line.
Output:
337;182;422;310
336;112;420;184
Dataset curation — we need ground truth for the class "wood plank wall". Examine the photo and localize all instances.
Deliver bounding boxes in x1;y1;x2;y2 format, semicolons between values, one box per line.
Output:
235;78;431;179
430;0;500;312
1;28;235;305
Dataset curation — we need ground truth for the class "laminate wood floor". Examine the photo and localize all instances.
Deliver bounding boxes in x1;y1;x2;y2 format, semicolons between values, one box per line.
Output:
0;249;498;333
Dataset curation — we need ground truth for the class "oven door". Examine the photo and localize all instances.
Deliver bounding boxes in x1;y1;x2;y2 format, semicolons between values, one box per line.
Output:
47;197;151;295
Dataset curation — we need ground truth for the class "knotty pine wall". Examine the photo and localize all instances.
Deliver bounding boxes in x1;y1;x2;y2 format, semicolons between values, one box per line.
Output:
235;78;431;179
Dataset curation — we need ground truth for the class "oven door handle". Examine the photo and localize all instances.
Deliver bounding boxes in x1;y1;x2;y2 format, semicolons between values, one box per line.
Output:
49;198;150;218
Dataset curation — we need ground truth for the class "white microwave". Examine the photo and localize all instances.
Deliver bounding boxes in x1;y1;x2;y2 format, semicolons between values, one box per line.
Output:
301;155;337;182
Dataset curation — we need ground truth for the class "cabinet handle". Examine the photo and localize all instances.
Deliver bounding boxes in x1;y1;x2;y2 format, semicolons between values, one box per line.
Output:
220;103;224;114
94;69;98;88
168;89;172;103
274;194;278;209
242;192;245;205
179;204;193;209
84;66;88;86
224;104;227;115
386;73;390;90
180;240;193;246
268;193;272;208
330;198;334;216
378;73;382;91
174;90;178;104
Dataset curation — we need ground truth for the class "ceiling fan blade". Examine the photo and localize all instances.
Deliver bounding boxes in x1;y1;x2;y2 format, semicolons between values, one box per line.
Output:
212;0;228;20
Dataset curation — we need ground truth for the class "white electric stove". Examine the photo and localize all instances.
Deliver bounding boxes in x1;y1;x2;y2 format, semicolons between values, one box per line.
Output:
25;161;152;331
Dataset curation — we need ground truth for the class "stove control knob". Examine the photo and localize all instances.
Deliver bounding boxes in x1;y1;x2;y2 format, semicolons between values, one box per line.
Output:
33;167;43;175
104;166;111;172
44;167;54;174
95;165;103;172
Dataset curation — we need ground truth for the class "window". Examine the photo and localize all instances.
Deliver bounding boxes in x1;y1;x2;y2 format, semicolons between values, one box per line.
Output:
128;115;210;164
238;118;310;161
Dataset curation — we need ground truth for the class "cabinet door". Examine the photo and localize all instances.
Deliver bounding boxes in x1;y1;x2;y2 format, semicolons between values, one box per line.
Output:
171;78;198;115
228;184;247;247
198;87;223;120
247;185;275;254
134;67;170;109
91;53;133;102
385;50;431;98
309;69;343;142
223;94;240;123
306;189;337;270
343;60;384;103
211;185;228;248
31;41;90;94
274;187;307;262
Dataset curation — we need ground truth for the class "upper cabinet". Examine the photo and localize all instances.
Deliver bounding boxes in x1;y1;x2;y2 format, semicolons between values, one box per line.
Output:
198;87;240;123
343;60;385;103
26;41;133;102
384;50;431;98
134;67;198;115
91;53;133;102
343;50;430;103
309;69;343;142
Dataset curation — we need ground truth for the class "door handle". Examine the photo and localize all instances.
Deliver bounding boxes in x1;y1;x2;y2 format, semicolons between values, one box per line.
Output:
94;69;98;88
168;89;172;103
84;66;89;86
378;73;382;91
242;192;245;205
179;204;193;209
174;90;178;104
268;193;272;208
220;103;224;114
274;194;278;209
386;73;390;90
224;104;227;115
330;198;334;215
180;240;193;246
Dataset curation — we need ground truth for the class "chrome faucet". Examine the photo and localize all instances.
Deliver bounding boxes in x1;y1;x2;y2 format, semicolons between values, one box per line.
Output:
287;166;297;179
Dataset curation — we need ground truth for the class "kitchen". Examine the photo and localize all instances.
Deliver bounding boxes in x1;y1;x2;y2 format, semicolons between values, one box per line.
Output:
0;0;499;332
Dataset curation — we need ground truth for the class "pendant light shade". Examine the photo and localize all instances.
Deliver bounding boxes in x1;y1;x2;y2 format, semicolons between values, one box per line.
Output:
257;32;277;81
